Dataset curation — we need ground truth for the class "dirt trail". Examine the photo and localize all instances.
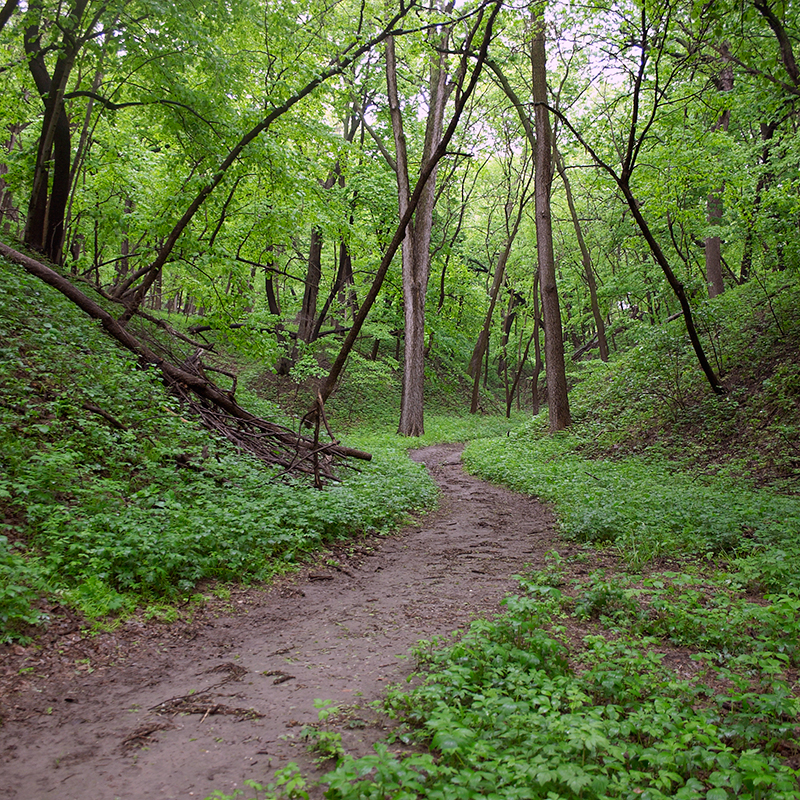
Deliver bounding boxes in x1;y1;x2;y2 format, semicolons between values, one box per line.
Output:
0;443;558;800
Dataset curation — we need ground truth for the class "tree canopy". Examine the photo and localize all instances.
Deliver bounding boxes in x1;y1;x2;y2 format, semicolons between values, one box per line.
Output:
1;0;799;432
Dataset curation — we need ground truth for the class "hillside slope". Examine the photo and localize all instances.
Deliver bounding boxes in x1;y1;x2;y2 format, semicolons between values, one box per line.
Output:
0;256;436;643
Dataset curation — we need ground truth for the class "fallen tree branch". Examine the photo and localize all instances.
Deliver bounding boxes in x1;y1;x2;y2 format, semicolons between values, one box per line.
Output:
0;241;370;481
82;402;127;430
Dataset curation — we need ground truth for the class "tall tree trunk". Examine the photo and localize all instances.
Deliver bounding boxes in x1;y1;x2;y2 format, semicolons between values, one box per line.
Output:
553;146;608;361
298;227;323;342
532;18;571;432
23;0;89;264
705;56;733;298
387;21;450;437
319;1;501;405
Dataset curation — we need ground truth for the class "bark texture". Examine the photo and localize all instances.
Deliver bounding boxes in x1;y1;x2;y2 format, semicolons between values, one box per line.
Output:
386;26;450;436
532;21;571;432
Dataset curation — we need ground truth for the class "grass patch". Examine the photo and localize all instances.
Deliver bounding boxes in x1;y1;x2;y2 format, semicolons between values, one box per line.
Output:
463;432;800;586
0;257;437;641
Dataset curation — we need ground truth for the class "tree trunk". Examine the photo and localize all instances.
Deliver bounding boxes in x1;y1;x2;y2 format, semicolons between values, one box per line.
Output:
387;21;450;437
620;181;724;393
319;2;501;405
705;58;733;298
544;7;725;396
532;19;571;432
0;241;370;480
298;227;323;342
553;146;608;361
23;0;89;264
0;0;18;33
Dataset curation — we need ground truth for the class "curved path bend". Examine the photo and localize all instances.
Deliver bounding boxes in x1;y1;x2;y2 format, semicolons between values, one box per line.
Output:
0;443;557;800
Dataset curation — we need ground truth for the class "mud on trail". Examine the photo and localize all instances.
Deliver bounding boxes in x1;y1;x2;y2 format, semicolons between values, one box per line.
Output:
0;443;561;800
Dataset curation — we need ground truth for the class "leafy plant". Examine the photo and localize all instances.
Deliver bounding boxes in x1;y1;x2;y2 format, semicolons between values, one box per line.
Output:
0;258;438;639
0;536;44;643
321;572;800;799
204;766;308;800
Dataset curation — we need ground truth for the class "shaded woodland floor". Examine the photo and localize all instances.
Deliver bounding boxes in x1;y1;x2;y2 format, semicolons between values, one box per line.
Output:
0;444;563;800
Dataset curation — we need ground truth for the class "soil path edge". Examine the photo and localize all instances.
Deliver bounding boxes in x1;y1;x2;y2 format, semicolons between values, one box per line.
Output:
0;443;559;800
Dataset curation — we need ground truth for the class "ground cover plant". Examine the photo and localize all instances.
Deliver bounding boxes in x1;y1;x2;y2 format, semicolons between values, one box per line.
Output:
294;283;800;798
314;445;800;797
321;564;800;799
463;434;800;583
0;258;438;642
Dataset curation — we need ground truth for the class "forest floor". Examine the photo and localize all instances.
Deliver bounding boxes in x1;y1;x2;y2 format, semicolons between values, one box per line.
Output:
0;443;578;800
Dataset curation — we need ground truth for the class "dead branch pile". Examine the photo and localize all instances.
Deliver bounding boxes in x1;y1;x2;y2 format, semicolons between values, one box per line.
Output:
0;242;371;485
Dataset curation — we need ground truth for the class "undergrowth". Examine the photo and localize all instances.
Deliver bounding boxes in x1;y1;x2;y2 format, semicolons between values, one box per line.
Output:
320;565;800;799
462;434;800;587
563;273;800;488
0;258;437;642
306;276;800;799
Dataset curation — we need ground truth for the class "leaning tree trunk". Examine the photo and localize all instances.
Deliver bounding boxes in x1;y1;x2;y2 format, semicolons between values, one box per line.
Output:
554;145;608;361
0;241;370;481
542;4;725;396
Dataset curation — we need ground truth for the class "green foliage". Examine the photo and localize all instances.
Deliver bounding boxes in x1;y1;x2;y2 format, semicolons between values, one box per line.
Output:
328;351;401;426
462;434;800;578
562;274;800;489
570;571;640;624
342;413;527;452
204;766;308;800
323;574;800;799
0;535;44;643
0;258;436;640
300;726;346;765
319;334;800;800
